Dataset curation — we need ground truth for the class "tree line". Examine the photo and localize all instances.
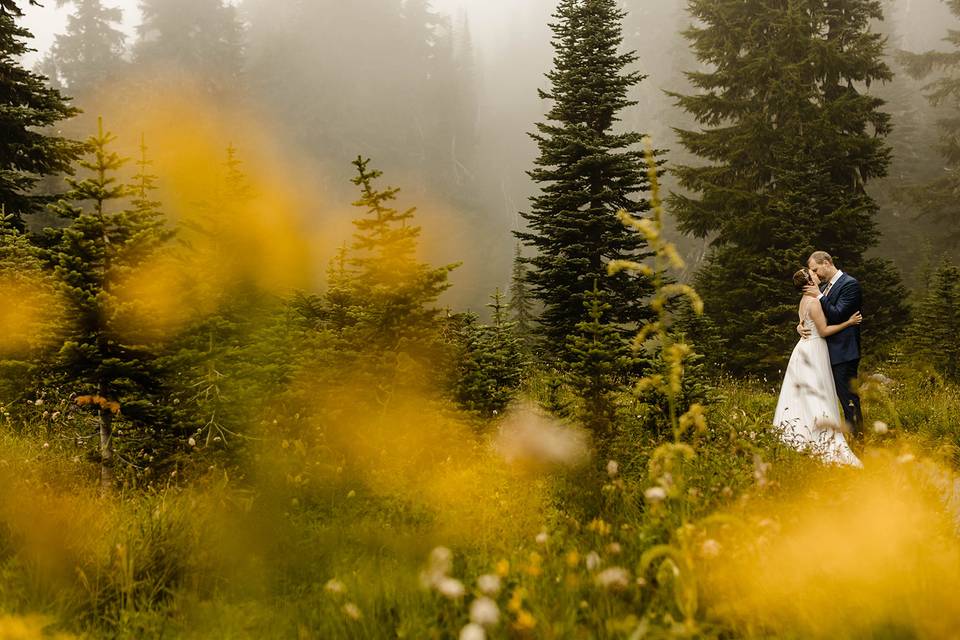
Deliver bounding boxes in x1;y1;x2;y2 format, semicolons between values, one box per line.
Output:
2;0;960;486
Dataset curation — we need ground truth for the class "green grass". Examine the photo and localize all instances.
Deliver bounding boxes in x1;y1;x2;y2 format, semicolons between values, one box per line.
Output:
1;369;959;639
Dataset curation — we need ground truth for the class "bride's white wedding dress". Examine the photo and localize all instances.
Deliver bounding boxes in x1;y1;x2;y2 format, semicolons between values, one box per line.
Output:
773;315;863;467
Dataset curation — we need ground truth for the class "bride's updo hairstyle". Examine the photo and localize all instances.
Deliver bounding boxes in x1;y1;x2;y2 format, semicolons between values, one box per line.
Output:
793;268;813;291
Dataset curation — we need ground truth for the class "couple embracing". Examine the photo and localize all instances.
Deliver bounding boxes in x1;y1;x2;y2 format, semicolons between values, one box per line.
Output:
773;251;865;468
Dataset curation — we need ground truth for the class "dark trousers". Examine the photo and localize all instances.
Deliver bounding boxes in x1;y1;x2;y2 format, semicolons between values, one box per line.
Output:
832;359;863;439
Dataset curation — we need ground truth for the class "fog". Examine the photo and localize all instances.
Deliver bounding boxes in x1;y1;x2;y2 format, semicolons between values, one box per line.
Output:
16;0;960;307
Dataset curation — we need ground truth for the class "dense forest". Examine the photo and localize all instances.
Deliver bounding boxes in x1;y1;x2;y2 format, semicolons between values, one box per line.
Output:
2;0;960;638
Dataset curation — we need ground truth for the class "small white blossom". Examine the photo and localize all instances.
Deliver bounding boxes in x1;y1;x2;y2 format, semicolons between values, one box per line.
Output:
436;577;466;599
469;597;500;626
644;486;667;502
342;602;361;620
700;539;721;558
606;460;619;477
34;399;43;406
188;437;197;447
324;578;346;594
476;574;501;595
596;567;630;590
873;421;889;434
585;551;601;571
535;531;548;545
459;623;485;640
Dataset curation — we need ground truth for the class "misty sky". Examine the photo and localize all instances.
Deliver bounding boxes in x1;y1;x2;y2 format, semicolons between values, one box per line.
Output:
19;1;957;69
18;0;535;66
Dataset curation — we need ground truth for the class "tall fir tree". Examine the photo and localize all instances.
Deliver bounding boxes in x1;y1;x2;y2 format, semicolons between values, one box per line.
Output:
866;0;950;291
42;0;127;96
44;119;170;487
0;4;83;231
134;0;244;97
671;0;909;375
897;0;960;260
516;0;659;361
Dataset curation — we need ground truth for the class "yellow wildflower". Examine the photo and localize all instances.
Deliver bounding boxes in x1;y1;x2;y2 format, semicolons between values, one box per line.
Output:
514;610;536;631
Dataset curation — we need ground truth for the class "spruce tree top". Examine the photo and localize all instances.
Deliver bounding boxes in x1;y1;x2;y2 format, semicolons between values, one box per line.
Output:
517;0;660;354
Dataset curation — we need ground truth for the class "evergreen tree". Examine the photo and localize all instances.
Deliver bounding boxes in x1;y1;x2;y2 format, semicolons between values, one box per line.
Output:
897;0;960;259
909;259;960;380
566;284;634;441
320;156;459;398
160;146;264;457
516;0;658;360
0;4;83;230
672;0;909;375
0;210;62;412
0;1;38;16
452;289;525;418
44;119;170;487
43;0;127;96
346;156;457;349
866;0;949;291
508;241;536;353
134;0;243;97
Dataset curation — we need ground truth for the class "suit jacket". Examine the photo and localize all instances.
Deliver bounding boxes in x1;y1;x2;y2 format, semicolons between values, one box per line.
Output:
819;272;861;365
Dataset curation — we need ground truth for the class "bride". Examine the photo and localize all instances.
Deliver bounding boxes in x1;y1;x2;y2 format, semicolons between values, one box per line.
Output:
774;268;863;467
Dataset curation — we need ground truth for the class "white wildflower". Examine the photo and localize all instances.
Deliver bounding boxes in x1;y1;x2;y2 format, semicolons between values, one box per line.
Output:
644;486;667;502
188;437;196;447
493;402;589;468
476;574;501;596
342;602;361;620
429;546;453;575
700;539;721;559
459;623;485;640
535;531;548;545
595;567;630;590
437;577;466;599
606;460;619;477
873;420;889;434
585;551;601;571
469;597;500;626
324;578;346;594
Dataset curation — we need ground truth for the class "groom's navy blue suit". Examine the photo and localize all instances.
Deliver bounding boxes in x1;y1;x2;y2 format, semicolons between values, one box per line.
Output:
819;272;863;438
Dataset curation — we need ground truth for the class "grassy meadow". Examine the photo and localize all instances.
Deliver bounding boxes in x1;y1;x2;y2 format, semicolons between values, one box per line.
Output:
1;364;958;639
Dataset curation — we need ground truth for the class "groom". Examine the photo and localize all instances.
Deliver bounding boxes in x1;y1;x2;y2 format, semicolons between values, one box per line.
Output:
799;251;864;440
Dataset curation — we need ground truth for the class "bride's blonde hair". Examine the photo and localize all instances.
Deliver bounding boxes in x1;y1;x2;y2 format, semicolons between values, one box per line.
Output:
793;268;813;291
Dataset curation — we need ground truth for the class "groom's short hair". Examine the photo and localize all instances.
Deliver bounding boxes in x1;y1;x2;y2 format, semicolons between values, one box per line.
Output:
809;251;833;265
